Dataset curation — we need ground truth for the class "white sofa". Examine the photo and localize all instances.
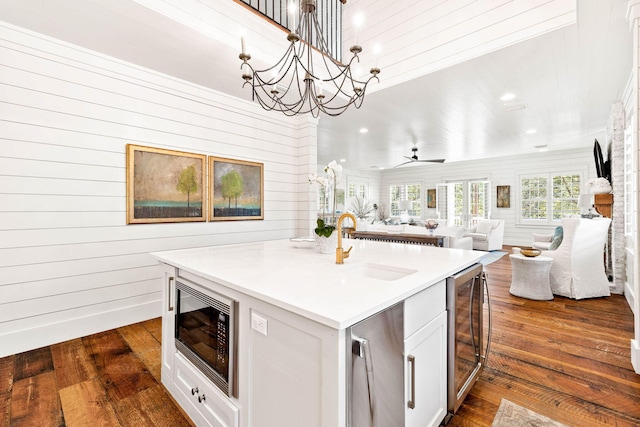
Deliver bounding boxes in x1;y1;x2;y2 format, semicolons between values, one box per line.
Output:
541;217;611;299
362;222;473;250
463;219;505;251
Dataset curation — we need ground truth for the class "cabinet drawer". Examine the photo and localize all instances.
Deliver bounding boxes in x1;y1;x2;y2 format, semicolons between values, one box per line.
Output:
404;280;445;339
174;354;239;427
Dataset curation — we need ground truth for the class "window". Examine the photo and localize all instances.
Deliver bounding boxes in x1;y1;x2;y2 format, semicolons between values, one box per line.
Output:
519;173;581;222
520;177;547;220
347;182;368;199
389;183;421;217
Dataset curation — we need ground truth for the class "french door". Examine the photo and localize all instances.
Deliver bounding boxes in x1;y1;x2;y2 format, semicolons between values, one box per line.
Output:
436;180;490;228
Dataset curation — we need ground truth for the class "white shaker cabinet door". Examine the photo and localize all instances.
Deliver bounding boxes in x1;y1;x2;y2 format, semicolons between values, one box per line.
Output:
404;311;448;427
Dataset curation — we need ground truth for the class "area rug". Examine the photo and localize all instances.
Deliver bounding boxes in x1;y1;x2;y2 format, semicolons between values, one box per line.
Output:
492;399;568;427
479;251;507;266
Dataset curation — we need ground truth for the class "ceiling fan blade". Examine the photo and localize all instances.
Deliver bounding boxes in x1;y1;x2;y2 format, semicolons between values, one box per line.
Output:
403;156;415;161
417;159;446;163
393;161;414;168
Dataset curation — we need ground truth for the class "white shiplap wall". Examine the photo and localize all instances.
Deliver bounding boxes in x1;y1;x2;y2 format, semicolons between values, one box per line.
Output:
0;22;313;357
380;147;597;246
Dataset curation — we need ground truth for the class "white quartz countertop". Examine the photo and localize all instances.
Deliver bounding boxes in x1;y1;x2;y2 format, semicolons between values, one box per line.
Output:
152;238;484;330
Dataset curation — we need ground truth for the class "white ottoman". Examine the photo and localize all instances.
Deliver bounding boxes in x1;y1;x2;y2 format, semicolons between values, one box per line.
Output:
509;254;554;300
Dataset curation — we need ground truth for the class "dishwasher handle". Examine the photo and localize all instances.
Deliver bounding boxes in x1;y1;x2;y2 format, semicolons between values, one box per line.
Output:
352;336;375;419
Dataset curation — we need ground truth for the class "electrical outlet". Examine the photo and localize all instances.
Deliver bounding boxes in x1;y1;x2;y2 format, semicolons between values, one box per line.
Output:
251;312;268;336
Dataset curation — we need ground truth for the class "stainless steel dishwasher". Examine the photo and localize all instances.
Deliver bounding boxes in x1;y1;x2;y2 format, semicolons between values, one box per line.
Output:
348;302;404;427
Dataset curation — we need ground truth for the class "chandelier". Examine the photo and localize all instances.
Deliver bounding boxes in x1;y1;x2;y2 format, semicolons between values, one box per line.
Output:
239;0;380;117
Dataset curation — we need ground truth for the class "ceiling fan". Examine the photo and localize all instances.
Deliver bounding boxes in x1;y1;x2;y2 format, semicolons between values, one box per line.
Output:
393;147;445;168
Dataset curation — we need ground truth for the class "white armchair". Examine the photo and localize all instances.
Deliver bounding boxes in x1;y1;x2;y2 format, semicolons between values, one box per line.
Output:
541;218;611;299
532;226;563;250
464;219;505;251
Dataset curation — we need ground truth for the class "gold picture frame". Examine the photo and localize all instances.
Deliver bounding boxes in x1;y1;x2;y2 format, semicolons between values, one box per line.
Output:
126;144;206;224
209;156;264;221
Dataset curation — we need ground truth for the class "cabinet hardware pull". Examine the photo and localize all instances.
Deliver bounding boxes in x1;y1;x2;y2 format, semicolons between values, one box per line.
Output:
198;394;206;403
168;276;175;312
407;355;416;409
191;387;198;395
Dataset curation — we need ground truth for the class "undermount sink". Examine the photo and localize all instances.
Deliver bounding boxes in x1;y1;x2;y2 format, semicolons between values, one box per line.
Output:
343;263;417;282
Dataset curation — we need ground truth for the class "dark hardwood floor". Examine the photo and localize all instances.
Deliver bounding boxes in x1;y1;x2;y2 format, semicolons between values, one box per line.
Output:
0;247;638;426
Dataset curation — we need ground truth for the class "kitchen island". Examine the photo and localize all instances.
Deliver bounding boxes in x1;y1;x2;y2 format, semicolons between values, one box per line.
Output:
153;238;483;427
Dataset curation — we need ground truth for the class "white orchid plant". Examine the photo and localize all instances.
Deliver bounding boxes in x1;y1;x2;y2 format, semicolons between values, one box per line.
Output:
309;160;343;237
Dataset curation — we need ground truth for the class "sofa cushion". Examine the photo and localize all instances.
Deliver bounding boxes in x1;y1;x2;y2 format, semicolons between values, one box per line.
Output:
465;232;488;241
437;226;464;239
387;225;403;233
533;241;553;250
403;225;428;235
475;221;493;235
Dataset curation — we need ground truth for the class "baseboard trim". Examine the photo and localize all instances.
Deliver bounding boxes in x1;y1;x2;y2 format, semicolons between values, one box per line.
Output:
0;300;161;358
632;340;640;374
624;281;635;314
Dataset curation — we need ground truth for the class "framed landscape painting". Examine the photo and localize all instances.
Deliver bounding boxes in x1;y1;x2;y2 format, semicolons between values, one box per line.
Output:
209;156;264;221
497;185;510;208
126;144;206;224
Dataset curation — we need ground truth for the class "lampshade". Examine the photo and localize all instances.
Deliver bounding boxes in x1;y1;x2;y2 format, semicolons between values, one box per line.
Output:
398;200;411;210
578;194;593;209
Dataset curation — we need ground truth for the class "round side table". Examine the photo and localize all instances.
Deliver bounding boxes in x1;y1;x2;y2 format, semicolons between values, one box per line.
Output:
509;254;554;300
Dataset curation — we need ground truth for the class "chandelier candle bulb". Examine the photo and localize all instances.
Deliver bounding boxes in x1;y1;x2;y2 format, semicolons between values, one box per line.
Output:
241;36;246;54
354;13;363;46
289;1;297;32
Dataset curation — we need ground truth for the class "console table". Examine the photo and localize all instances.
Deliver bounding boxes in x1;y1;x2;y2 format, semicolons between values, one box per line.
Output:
351;231;445;247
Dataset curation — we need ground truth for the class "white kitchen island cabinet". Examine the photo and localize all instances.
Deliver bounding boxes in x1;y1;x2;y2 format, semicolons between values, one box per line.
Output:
153;238;482;427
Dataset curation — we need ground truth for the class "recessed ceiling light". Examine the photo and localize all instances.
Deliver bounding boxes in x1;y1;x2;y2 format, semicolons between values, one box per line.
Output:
526;129;537;134
500;93;516;102
359;128;368;133
340;158;346;162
